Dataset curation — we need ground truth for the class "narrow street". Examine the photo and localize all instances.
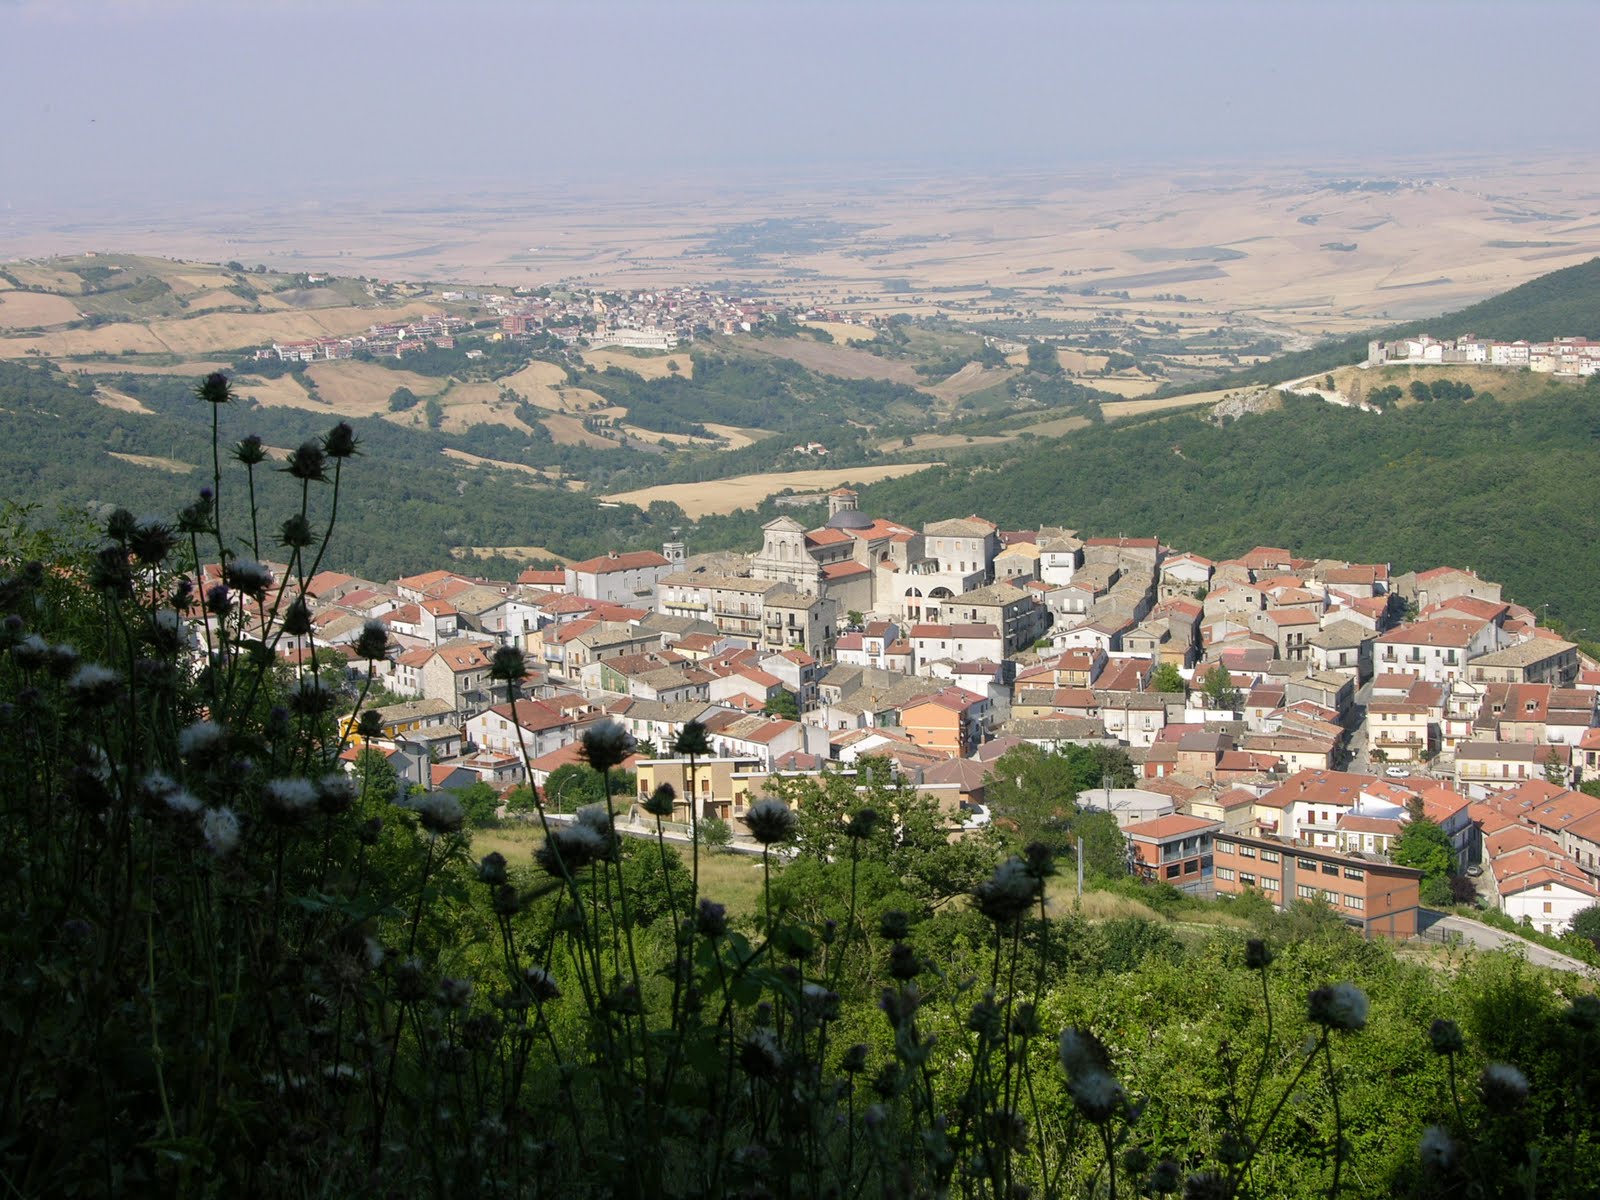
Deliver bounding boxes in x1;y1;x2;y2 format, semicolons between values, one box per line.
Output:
1416;910;1597;977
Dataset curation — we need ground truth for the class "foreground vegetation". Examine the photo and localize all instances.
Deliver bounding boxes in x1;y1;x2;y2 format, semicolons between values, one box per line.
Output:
1;380;1597;1198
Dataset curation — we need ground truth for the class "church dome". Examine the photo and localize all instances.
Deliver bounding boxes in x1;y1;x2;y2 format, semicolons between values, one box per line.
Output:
825;509;874;531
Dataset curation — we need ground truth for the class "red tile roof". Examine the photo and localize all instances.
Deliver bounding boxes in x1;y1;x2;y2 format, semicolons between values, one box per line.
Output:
568;550;670;575
1124;814;1220;839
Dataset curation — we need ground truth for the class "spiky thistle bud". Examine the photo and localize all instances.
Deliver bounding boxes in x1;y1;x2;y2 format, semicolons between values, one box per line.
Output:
1307;983;1369;1032
232;434;267;466
278;515;315;550
695;898;727;938
280;440;329;483
744;798;796;845
580;719;635;773
413;792;464;837
66;663;121;709
129;517;177;565
477;852;508;886
672;719;712;758
1429;1018;1465;1055
643;782;677;817
489;645;528;682
201;806;241;857
196;372;232;405
280;598;313;636
322;421;359;459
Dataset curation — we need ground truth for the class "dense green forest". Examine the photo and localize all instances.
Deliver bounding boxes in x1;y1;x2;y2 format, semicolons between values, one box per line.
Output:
860;385;1600;631
580;351;934;435
1157;255;1600;395
0;361;686;579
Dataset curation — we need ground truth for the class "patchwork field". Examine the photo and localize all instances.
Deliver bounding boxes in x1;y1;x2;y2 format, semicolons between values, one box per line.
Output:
603;462;943;518
435;382;536;434
439;449;557;479
62;359;232;376
450;544;571;564
540;413;614;448
0;292;82;327
14;157;1594;354
923;362;1016;404
1089;376;1162;397
107;451;193;473
0;301;452;360
0;322;172;358
181;289;255;314
580;348;693;378
4;266;85;292
799;320;877;343
93;386;154;414
304;360;444;413
1057;349;1109;374
736;336;924;386
698;422;759;449
1011;414;1092;438
1099;390;1234;420
233;373;322;411
882;432;1014;453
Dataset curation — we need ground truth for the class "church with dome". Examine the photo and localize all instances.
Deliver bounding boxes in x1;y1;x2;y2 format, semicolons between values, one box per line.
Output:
750;489;1007;624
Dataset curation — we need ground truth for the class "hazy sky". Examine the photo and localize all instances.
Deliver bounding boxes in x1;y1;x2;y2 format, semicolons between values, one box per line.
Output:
2;0;1597;214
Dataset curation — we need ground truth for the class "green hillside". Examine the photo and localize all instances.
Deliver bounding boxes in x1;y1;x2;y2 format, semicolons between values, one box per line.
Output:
1157;255;1600;395
859;383;1600;632
0;361;686;580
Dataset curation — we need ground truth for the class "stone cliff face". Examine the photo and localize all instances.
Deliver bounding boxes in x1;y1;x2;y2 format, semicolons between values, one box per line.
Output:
1208;387;1281;424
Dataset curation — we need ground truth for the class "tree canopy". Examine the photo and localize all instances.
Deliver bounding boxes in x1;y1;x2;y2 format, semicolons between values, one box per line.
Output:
982;743;1135;878
1150;662;1186;693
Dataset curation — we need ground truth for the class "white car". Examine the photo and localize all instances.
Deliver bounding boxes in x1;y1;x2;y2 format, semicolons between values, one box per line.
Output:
1384;766;1410;778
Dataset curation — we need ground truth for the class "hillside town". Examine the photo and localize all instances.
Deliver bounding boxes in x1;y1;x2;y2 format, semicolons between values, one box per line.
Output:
1368;333;1600;375
256;285;869;362
260;313;471;363
226;489;1600;944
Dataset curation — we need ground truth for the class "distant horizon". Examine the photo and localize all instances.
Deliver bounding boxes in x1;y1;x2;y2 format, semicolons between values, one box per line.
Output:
5;147;1595;237
3;0;1597;218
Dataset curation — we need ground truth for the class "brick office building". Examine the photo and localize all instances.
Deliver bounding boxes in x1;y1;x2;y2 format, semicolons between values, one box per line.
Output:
1124;814;1220;893
1211;832;1423;940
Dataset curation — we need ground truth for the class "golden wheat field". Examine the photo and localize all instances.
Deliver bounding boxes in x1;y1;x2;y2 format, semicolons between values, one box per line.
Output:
604;463;943;518
579;348;693;379
0;292;83;327
1098;391;1234;420
107;451;193;473
539;413;615;448
798;320;877;343
92;387;155;415
1089;376;1162;397
231;373;323;411
304;361;443;413
439;449;557;479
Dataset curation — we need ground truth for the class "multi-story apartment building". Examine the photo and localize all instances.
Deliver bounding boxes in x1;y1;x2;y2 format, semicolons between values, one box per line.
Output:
1211;832;1423;939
